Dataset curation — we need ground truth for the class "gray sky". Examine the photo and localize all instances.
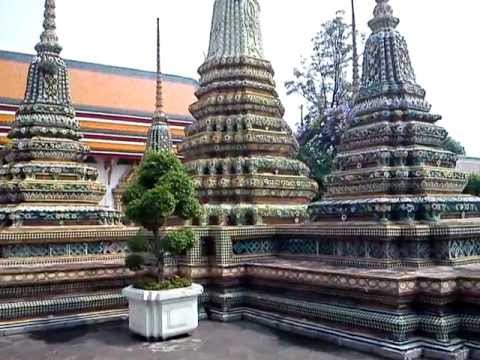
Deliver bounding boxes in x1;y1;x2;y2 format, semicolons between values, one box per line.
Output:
1;0;479;156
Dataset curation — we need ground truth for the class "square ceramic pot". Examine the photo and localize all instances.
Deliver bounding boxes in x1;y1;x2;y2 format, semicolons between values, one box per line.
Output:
122;283;203;340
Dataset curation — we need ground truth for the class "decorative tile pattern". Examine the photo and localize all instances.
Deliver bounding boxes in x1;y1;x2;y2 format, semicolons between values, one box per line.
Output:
2;242;127;258
309;0;474;226
178;0;317;226
0;292;126;320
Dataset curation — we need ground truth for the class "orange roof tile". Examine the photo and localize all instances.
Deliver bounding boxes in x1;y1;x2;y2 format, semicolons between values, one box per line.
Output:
0;50;197;119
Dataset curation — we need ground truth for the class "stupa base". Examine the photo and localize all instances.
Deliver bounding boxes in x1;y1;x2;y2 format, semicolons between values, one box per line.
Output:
171;224;480;359
0;204;122;227
0;225;139;325
198;257;480;360
200;204;309;226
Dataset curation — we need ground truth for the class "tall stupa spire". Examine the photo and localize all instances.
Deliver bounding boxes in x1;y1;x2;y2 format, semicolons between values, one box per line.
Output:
179;0;317;226
359;0;419;104
35;0;62;54
145;18;172;153
351;0;360;97
154;17;164;117
207;0;264;60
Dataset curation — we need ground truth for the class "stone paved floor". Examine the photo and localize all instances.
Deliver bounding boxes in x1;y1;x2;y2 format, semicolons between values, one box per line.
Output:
0;320;384;360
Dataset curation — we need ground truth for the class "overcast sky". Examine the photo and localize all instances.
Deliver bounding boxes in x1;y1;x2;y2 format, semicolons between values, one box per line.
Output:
0;0;479;156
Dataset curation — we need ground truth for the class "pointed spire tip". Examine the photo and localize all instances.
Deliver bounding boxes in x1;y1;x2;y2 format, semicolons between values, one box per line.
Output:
351;0;360;97
154;17;167;123
35;0;62;54
369;0;399;31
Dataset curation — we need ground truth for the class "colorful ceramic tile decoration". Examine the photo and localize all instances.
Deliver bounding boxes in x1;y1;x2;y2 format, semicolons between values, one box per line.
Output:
146;18;173;153
175;1;480;359
178;0;318;226
0;0;137;329
1;1;480;359
0;0;121;227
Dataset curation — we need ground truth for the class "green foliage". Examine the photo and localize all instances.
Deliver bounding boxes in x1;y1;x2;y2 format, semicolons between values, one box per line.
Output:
122;150;201;232
298;148;333;199
177;197;203;220
122;150;201;280
286;10;360;139
137;151;183;189
127;236;149;253
161;171;202;219
286;10;364;199
443;136;466;156
464;174;480;196
134;276;192;291
163;229;196;256
122;182;145;206
125;254;145;271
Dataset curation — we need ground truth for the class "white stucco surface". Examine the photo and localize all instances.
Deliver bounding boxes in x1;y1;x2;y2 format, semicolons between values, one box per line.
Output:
122;284;203;340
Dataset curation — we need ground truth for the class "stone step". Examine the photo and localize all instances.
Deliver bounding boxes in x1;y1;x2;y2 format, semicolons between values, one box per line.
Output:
0;309;127;336
210;307;472;360
0;291;126;322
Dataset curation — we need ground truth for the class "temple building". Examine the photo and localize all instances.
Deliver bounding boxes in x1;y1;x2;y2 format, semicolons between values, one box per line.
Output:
0;49;196;210
457;156;480;175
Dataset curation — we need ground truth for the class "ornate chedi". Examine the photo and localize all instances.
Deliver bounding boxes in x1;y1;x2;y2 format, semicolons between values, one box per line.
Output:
2;2;480;358
310;0;475;227
305;0;480;269
178;0;317;226
0;0;136;332
0;0;120;227
181;1;480;359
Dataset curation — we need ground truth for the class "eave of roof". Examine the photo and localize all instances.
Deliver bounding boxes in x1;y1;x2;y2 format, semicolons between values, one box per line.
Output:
0;97;193;125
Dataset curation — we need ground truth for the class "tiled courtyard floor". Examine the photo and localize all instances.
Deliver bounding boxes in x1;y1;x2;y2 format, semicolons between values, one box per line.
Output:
0;320;384;360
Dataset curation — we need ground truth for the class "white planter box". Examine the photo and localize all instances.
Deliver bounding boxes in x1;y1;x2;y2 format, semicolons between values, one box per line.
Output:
122;283;203;340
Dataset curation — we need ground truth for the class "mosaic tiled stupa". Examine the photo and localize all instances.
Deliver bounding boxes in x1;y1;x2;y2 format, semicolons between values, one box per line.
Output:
178;0;317;226
0;0;120;227
1;1;479;358
185;1;480;359
309;0;480;267
0;0;135;332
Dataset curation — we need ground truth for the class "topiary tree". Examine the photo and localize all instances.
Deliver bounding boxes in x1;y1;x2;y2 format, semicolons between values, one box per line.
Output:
122;150;201;284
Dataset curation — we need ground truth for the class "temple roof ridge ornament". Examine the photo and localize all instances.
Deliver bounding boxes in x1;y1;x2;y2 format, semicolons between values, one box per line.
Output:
146;18;172;153
35;0;62;54
207;0;264;60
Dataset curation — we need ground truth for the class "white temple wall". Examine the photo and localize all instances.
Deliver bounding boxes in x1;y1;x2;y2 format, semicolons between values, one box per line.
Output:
457;156;480;175
92;156;133;208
